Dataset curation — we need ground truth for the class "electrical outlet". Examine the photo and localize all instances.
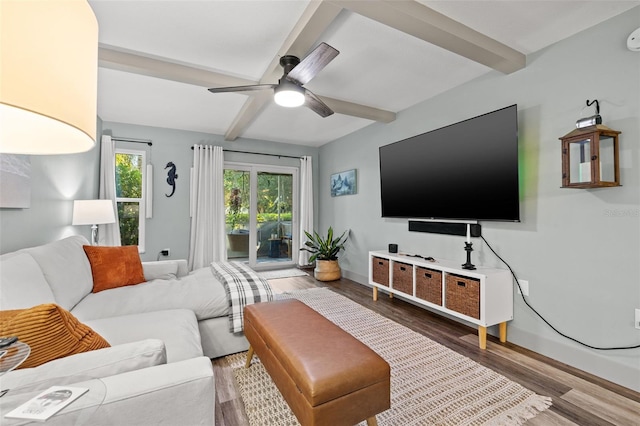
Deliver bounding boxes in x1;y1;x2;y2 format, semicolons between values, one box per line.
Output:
635;309;640;330
517;280;529;296
161;248;170;257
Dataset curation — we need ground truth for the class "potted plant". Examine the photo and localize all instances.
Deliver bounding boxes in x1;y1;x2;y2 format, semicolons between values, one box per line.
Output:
300;227;348;281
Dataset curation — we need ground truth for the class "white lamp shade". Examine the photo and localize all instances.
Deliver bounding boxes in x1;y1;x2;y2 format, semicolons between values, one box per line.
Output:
0;0;98;155
274;81;305;107
72;200;116;226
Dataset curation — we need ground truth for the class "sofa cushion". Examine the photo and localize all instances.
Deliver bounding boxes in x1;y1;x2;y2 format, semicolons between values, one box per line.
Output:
0;303;111;369
175;259;189;277
83;245;146;293
142;260;179;281
84;310;203;363
1;339;167;390
26;235;94;310
0;252;56;310
71;266;229;322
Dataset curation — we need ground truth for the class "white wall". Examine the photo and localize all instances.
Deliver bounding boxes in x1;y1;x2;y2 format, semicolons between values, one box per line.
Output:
318;7;640;391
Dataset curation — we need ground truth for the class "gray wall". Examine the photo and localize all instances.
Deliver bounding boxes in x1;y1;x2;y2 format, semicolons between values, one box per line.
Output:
0;119;102;253
0;120;318;262
318;7;640;391
101;122;319;262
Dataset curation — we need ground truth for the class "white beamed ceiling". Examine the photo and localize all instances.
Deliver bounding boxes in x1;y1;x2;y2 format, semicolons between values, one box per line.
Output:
91;0;638;147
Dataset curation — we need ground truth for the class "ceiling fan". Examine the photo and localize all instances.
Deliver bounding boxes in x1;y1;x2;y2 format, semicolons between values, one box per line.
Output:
208;42;339;117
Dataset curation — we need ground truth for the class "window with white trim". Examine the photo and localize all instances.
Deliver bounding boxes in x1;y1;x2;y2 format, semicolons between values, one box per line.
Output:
115;149;146;252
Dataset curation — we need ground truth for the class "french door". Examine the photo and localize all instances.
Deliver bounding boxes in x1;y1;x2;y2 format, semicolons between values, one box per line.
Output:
224;162;298;270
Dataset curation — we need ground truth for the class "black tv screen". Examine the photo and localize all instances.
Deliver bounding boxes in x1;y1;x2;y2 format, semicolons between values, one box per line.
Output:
379;105;520;222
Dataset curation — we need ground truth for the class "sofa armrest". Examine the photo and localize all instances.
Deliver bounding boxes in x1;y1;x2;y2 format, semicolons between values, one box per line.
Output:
0;339;167;391
44;356;214;425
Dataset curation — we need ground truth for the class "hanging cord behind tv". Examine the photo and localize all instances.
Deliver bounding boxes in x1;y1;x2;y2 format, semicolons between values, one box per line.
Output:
481;235;640;351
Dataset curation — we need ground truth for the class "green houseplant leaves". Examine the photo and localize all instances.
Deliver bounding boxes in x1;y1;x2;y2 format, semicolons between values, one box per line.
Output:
300;227;348;263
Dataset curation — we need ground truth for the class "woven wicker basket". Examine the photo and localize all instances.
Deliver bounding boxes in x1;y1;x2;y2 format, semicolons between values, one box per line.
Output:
416;267;442;305
372;257;389;286
392;262;413;295
445;274;480;319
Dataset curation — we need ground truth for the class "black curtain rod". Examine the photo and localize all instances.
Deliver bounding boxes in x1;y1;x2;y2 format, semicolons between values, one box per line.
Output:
112;137;153;146
190;146;302;160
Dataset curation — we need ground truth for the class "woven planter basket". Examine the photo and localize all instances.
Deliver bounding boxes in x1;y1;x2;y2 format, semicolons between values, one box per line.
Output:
314;259;341;281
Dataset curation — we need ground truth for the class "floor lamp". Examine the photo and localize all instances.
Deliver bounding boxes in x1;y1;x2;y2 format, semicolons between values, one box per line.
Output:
72;200;116;245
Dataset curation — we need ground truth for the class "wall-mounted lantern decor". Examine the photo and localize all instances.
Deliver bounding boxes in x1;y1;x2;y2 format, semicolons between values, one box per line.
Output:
559;100;621;189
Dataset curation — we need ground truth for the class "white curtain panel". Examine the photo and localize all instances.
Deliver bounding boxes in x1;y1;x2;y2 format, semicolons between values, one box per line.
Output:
98;135;121;246
298;156;314;266
188;145;227;270
145;163;153;219
189;167;194;218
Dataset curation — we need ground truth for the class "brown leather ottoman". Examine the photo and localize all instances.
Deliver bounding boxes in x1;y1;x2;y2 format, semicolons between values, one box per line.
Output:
244;299;390;426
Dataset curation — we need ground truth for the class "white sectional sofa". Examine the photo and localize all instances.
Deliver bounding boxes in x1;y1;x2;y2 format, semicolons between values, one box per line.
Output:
0;235;251;425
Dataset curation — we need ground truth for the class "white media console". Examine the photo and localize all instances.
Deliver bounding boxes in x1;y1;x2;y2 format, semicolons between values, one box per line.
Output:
368;250;513;349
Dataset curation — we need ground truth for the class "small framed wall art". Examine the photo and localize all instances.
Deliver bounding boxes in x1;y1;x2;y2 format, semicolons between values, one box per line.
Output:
0;154;31;208
330;169;357;197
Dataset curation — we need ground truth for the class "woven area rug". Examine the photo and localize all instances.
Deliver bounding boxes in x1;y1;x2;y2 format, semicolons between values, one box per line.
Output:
228;288;551;426
257;268;308;280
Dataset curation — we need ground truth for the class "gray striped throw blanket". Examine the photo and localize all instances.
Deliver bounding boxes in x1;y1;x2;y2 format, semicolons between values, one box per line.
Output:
210;261;274;333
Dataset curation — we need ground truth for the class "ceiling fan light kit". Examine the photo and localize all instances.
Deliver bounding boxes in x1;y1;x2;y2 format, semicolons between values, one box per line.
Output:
208;42;339;117
274;80;305;107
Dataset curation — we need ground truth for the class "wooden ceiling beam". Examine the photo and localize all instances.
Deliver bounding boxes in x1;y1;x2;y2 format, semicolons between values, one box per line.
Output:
98;45;256;88
332;0;525;74
321;96;396;123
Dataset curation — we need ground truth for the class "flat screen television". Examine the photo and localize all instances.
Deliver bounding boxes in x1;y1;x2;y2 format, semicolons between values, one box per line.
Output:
379;104;520;222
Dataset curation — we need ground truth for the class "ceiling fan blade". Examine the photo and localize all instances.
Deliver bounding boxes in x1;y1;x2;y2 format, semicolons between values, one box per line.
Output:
286;42;339;86
304;90;334;118
208;84;275;94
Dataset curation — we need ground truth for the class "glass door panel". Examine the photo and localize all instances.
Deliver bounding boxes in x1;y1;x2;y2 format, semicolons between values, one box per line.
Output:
256;171;293;265
224;163;298;269
224;169;250;259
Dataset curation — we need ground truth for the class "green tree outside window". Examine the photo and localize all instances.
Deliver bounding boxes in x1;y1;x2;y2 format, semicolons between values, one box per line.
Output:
115;152;144;247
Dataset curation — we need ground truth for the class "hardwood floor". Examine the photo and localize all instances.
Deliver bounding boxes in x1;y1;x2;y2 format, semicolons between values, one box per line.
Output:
213;274;640;426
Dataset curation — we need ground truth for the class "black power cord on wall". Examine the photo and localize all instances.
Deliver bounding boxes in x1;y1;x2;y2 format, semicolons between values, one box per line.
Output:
481;235;640;351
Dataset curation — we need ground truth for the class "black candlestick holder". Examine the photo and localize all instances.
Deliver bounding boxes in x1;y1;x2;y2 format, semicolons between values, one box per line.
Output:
462;242;476;270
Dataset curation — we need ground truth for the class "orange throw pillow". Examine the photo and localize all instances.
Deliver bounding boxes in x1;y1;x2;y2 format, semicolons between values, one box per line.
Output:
0;304;110;369
83;245;145;293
